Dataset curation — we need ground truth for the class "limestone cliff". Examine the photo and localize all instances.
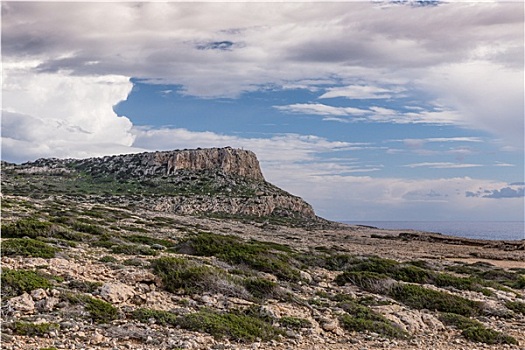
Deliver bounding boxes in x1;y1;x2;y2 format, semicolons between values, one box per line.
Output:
67;147;265;181
3;147;322;225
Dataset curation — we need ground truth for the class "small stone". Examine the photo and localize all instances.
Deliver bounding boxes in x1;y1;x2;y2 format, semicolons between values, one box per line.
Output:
300;271;313;283
6;293;35;314
92;332;105;344
36;296;60;312
321;320;338;332
31;288;47;301
100;282;135;304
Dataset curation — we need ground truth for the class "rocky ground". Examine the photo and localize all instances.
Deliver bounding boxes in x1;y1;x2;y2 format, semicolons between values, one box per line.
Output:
1;194;524;350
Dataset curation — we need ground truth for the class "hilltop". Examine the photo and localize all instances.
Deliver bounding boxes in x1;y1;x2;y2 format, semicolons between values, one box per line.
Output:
1;147;333;228
1;148;524;350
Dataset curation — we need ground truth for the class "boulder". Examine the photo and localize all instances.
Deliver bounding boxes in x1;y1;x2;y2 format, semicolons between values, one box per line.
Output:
100;282;135;304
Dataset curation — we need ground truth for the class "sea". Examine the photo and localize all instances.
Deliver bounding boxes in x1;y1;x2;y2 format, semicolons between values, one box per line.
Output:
342;221;525;241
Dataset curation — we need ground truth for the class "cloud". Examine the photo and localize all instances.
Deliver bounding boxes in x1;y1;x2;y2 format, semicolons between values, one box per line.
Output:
319;85;405;99
274;103;369;117
276;102;466;125
466;184;525;199
132;126;355;165
420;61;524;148
404;162;483;169
2;2;523;146
1;62;137;162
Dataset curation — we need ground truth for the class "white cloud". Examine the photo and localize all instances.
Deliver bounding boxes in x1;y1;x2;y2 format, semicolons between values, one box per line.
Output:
275;103;467;125
420;61;524;148
274;103;369;117
132;126;354;165
1;62;137;162
319;85;404;99
265;169;524;221
2;2;523;147
404;162;483;169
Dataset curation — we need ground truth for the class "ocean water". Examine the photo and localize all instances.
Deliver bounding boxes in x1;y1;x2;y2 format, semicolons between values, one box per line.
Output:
342;221;525;241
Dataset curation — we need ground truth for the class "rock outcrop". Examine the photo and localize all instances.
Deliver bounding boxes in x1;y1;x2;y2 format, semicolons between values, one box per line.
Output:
20;147;264;181
3;147;321;223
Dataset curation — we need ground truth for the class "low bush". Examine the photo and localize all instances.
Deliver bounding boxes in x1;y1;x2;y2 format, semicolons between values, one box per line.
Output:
151;256;245;296
439;312;484;329
338;299;408;339
10;321;59;336
461;326;517;345
1;218;53;238
388;284;483;316
71;222;105;235
433;273;485;292
337;257;497;295
335;271;394;294
1;269;55;298
1;238;59;258
177;309;283;342
66;294;118;323
123;234;176;248
439;312;517;344
66;279;103;293
133;308;179;326
99;255;118;263
505;300;525;315
243;277;278;300
177;232;300;281
279;316;311;329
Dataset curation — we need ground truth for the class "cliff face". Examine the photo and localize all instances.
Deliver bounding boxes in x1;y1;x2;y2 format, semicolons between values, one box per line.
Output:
70;147;265;181
3;147;320;224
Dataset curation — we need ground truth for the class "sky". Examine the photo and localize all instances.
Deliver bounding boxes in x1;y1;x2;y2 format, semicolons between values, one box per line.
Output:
1;1;524;222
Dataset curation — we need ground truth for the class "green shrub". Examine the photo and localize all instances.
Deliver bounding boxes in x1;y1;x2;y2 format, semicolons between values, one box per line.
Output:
133;308;179;326
335;271;393;293
439;312;483;329
388;284;482;316
123;258;145;266
151;256;242;296
462;327;517;345
72;222;105;235
1;238;58;258
390;265;434;284
177;232;299;281
177;309;283;342
66;279;103;293
279;316;311;329
433;273;484;292
124;234;176;248
1;269;55;298
338;300;408;339
99;255;118;263
10;321;59;336
506;300;525;315
66;294;118;323
440;312;518;344
322;254;356;270
244;278;278;300
1;218;53;238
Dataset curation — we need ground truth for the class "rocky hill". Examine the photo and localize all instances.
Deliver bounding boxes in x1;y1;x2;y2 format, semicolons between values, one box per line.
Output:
1;148;524;350
1;147;326;227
